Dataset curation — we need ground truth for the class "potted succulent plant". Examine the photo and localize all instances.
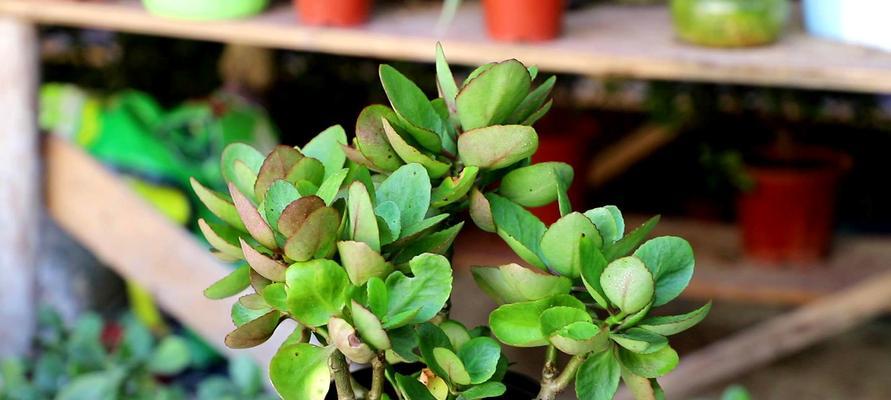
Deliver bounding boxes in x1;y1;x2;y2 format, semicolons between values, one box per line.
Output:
142;0;269;20
193;44;707;400
441;0;565;42
295;0;373;27
670;0;790;47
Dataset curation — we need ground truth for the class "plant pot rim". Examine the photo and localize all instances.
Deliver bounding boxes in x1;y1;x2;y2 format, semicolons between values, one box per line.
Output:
746;146;852;177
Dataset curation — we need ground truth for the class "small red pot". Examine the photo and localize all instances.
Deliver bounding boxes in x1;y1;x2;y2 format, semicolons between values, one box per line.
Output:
295;0;372;27
483;0;565;42
738;148;850;264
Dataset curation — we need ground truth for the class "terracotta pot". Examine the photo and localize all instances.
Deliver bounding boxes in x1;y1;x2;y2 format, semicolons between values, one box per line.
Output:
483;0;565;42
295;0;372;27
737;148;850;264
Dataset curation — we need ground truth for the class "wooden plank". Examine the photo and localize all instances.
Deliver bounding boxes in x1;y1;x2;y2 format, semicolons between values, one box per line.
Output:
44;137;290;368
0;17;38;357
3;0;891;93
586;123;680;187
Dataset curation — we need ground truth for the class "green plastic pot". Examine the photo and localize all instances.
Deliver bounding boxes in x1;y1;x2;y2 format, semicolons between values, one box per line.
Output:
143;0;268;20
671;0;789;47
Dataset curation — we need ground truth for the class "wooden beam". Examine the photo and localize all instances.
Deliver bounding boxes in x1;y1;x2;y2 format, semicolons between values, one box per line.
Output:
0;17;38;357
586;123;680;187
44;137;287;368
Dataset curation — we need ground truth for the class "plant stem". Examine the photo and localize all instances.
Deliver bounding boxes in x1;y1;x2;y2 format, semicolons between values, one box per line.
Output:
330;350;356;400
368;354;386;400
534;354;586;400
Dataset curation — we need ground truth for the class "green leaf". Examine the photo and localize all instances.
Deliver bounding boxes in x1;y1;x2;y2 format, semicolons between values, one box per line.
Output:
471;263;571;305
229;182;277;250
540;212;601;278
302;125;347;179
283;206;340;262
229;356;263;395
431;167;479;208
499;162;573;208
457;337;502;384
522;99;553;126
489;295;585;347
721;385;752;400
204;264;251;300
634;236;695;307
584;205;625;246
393;222;464;266
351;300;391;350
539;306;592;337
435;43;459;114
439;320;472;350
269;343;333;400
197;219;242;259
395;373;437;400
148;336;191;375
604;215;660;261
375;201;402;244
379;64;444;152
621;367;662;400
575;350;621;400
240;239;287;282
262;283;289;312
556;179;572;217
278;195;325;238
550;321;606;355
456;60;531;130
469;188;495;232
508;76;556;124
637;302;711;336
382;118;450;178
338;240;394;286
385;254;453;327
458;125;538;170
221;143;265;200
610;328;668;354
377;163;432;230
366;277;389;318
191;178;246;231
600;257;655;314
225;310;282;349
397;214;450;244
347;181;381;251
286;259;352;327
578;236;610;309
461;382;507;399
231;297;270;327
286;157;325;189
316;168;350;205
329;317;375;364
254;146;303;202
356;105;404;172
418;323;455;379
433;347;472;385
56;370;123;400
618;345;679;379
487;193;547;270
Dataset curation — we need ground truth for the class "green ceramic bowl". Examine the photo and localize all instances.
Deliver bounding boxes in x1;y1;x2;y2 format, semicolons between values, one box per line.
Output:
671;0;789;47
143;0;269;20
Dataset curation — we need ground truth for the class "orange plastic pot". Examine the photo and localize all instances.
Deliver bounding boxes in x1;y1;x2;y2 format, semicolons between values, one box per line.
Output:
483;0;565;42
295;0;372;27
737;149;850;264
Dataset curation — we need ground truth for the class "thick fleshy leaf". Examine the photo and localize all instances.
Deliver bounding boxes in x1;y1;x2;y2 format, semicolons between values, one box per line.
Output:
439;320;471;350
147;336;191;375
469;188;495;232
522;99;553;126
315;168;349;205
539;307;592;337
198;219;242;259
508;76;556;125
433;347;471;385
575;350;621;400
377;163;432;230
418;323;455;380
634;236;695;307
204;265;251;300
456;60;531;130
221;143;265;199
286;259;351;327
262;283;289;312
329;317;375;364
355;105;403;172
262;181;301;231
250;269;272;293
225;310;282;349
385;254;453;327
286;156;325;188
283;206;340;262
277;196;325;238
366;277;389;319
254;146;302;202
431;98;458;155
191;178;246;231
604;215;660;261
351;301;391;350
637;302;711;336
375;201;402;244
462;382;507;399
395;373;437;400
540;212;601;278
337;240;394;286
382;118;450;178
610;328;668;354
471;263;571;305
617;346;679;379
431;167;479;208
397;214;450;244
379;64;444;151
499;162;573;208
489;295;585;347
239;239;286;282
269;343;333;400
458;125;538;170
487;193;547;270
550;321;605;355
600;257;655;314
584;206;625;246
392;222;464;266
458;337;502;384
56;371;123;400
229;182;277;250
579;236;610;309
435;43;459;113
621;368;663;400
302;125;347;179
347;181;380;251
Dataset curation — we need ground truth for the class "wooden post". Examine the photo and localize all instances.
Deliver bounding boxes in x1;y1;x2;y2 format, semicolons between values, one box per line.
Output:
0;17;38;357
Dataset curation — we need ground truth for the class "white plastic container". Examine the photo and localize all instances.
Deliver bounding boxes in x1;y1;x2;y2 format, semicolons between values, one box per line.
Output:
802;0;891;52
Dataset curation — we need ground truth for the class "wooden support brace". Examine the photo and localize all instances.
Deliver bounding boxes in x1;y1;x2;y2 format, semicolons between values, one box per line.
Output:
0;17;38;357
586;122;680;187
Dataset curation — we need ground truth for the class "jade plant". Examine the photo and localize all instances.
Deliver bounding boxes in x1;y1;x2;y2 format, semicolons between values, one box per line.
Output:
193;44;706;400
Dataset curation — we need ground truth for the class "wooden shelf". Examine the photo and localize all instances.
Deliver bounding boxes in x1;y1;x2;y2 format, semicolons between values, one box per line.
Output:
4;0;891;93
453;217;891;309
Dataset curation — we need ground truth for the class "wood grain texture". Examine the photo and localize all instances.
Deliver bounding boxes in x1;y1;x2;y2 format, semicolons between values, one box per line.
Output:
0;18;38;357
3;0;891;93
44;137;289;369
